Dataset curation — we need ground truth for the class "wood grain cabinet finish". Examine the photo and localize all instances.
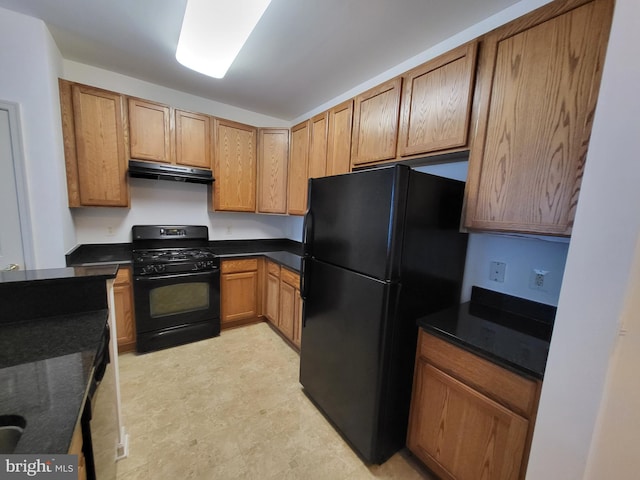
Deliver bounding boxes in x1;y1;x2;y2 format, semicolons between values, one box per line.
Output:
287;121;310;215
308;112;328;179
326;100;354;176
68;422;87;480
129;98;212;169
220;259;259;325
257;129;289;214
398;42;477;157
464;0;614;236
264;261;280;324
113;266;136;353
59;80;129;207
278;268;301;348
351;77;402;167
213;119;257;212
175;109;212;169
407;331;541;480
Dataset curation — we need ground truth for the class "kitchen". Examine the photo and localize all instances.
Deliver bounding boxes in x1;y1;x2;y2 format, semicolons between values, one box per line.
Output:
0;0;638;478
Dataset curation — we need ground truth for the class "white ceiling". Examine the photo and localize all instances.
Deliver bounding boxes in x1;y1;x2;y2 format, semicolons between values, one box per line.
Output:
0;0;521;120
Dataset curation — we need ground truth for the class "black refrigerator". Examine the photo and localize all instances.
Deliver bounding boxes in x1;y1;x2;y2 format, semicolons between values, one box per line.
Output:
299;164;468;464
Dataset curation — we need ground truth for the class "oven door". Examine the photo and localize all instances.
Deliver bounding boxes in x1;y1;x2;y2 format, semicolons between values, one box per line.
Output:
133;270;220;335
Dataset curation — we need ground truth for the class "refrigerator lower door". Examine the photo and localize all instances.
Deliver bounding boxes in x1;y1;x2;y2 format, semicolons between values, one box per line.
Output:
299;259;398;463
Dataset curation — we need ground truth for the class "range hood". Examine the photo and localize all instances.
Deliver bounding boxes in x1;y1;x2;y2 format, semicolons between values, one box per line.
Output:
128;160;214;184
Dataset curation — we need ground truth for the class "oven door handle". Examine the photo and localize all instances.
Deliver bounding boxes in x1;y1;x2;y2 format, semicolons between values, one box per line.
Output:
134;269;219;282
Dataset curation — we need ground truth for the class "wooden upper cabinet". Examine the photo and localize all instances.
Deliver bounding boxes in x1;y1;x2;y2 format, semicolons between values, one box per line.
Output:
175;109;212;169
128;98;172;163
326;100;353;176
398;42;477;157
213;118;257;212
59;80;129;207
257;129;289;214
465;0;614;236
288;121;310;215
128;98;212;169
351;77;402;166
308;112;328;179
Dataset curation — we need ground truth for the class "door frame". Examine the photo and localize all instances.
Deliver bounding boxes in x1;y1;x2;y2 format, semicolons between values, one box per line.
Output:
1;100;35;269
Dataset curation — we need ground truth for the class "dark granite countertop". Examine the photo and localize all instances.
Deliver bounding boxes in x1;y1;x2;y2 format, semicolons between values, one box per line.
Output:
66;238;303;273
0;310;108;454
0;265;118;285
418;287;555;379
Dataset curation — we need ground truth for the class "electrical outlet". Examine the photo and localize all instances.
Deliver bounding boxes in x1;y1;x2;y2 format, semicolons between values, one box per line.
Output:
106;226;115;237
489;261;506;283
225;225;232;236
530;268;549;291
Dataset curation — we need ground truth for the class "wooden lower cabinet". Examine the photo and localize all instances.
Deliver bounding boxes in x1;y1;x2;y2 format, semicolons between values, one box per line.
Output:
68;422;87;480
293;293;303;349
220;258;260;327
264;261;280;324
113;267;136;353
407;331;541;480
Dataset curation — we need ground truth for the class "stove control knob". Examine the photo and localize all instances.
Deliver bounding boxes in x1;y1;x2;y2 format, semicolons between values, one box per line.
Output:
154;264;166;273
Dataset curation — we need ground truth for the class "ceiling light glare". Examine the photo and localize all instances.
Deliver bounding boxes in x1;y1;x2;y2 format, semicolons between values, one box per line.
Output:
176;0;272;79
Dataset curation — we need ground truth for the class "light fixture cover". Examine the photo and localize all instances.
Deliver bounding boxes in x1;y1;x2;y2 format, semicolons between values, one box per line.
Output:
176;0;272;79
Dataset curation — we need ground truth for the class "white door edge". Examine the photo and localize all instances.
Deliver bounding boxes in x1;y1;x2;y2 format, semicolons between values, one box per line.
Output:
0;100;35;270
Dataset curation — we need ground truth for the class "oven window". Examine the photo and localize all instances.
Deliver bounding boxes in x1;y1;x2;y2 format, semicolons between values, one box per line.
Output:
149;282;210;318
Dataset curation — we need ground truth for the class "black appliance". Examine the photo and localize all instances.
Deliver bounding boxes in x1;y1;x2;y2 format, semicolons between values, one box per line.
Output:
299;165;468;464
128;159;214;184
132;225;220;353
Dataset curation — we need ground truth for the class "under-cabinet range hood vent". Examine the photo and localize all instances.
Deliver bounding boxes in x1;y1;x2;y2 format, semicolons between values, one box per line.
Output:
128;160;214;184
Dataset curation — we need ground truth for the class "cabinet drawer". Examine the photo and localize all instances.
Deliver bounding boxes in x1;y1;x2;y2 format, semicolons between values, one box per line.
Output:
419;331;539;417
221;258;258;274
114;266;131;286
266;261;281;277
280;268;300;288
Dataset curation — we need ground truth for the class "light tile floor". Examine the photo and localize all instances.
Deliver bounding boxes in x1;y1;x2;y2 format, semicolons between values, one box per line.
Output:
115;322;434;479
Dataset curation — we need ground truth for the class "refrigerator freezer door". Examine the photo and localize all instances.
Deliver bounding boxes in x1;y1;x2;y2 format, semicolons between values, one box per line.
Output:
299;259;398;463
304;166;409;281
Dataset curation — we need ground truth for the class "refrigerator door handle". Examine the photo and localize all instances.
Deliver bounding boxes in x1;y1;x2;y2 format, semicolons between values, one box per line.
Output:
302;210;313;257
300;256;310;302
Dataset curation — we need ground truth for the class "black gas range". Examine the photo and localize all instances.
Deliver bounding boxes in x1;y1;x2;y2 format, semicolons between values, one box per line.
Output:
131;225;220;353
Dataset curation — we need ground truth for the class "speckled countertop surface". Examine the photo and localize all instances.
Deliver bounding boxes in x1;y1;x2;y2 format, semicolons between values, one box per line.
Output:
0;310;108;453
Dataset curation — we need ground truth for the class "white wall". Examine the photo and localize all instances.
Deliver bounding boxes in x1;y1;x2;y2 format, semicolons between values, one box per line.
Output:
526;0;640;477
0;7;72;269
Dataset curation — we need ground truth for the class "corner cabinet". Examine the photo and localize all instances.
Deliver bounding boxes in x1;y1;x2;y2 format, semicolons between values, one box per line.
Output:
212;119;257;212
398;42;477;157
262;261;302;350
257;129;289;214
464;0;614;236
59;80;129;207
287;121;310;215
407;331;541;480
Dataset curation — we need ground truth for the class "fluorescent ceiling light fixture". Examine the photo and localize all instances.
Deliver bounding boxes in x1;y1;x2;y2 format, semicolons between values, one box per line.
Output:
176;0;272;79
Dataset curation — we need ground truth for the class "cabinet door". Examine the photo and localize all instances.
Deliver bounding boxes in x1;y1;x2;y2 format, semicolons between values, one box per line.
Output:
351;77;402;166
265;272;280;324
308;112;328;179
326;100;353;176
220;271;258;323
287;121;310;215
407;361;529;480
70;84;129;207
398;42;477;157
293;291;302;349
114;267;135;352
465;0;614;236
278;280;296;341
175;109;212;169
257;129;289;213
213;119;257;212
128;98;172;164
